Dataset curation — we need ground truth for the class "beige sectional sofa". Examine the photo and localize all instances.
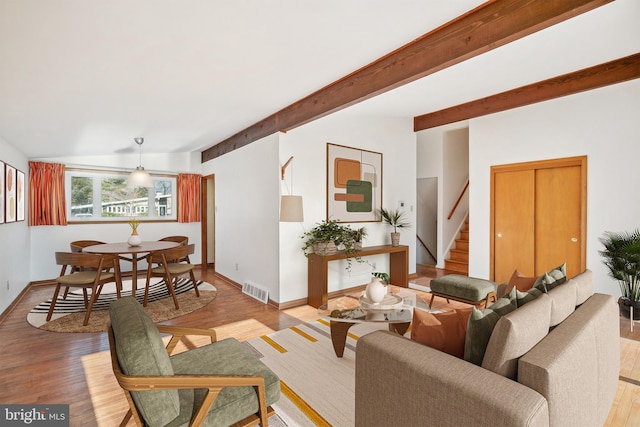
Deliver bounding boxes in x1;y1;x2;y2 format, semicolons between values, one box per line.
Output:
355;270;620;427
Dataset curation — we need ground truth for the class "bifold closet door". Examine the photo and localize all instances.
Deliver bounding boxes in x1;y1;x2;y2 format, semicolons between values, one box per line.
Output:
492;169;535;284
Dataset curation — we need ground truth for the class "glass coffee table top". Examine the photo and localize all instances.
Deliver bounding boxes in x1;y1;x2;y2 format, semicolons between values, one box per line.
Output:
318;294;414;324
317;287;426;357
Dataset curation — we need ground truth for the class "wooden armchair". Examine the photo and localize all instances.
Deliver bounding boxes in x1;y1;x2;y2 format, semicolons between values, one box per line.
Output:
144;244;199;309
108;297;278;427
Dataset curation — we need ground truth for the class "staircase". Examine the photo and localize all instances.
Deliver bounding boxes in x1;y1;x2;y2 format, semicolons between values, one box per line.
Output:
444;221;469;275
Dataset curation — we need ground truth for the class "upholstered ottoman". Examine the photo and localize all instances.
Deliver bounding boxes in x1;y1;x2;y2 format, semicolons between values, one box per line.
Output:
429;275;497;309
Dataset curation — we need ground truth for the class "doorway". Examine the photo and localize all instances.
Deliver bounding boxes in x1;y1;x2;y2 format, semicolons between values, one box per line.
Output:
201;174;215;268
416;177;438;266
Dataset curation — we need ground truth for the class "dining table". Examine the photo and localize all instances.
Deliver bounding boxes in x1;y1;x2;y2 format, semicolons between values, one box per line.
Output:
83;240;180;298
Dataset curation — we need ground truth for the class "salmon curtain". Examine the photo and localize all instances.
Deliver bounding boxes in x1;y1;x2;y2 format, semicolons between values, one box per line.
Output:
29;161;67;226
178;173;201;223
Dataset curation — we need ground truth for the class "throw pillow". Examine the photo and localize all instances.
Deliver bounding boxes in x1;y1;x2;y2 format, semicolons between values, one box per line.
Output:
505;269;538;293
464;287;518;366
411;307;473;358
516;287;544;307
534;262;567;292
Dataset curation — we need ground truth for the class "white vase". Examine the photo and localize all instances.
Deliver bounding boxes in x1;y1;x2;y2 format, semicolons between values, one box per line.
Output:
128;231;142;247
390;232;401;246
366;277;387;304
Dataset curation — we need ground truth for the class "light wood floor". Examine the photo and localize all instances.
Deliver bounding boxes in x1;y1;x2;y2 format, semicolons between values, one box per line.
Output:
0;265;638;426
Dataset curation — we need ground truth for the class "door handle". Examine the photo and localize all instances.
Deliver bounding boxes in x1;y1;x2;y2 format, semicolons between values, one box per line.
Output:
571;237;578;242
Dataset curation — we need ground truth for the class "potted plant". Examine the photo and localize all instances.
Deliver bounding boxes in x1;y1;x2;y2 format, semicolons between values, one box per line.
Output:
353;226;367;250
301;220;363;270
378;208;411;246
599;229;640;319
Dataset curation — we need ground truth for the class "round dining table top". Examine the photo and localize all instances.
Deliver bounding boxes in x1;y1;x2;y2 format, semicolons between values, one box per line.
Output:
83;240;179;254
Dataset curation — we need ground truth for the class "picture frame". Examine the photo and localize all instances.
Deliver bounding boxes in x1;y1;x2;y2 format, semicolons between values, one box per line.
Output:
5;164;16;223
326;143;382;223
16;169;25;222
0;161;4;224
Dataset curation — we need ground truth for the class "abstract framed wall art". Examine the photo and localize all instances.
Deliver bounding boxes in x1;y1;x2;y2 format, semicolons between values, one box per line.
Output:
0;161;4;224
16;169;25;222
327;143;382;223
5;164;16;223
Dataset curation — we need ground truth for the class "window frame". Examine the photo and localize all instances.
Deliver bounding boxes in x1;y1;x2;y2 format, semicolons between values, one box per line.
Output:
65;168;177;223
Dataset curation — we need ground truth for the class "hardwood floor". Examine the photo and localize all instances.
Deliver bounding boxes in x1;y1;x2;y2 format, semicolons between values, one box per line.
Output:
1;266;638;426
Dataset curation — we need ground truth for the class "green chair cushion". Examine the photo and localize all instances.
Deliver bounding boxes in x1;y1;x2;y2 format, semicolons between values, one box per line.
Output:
109;297;180;426
165;338;281;427
430;275;497;301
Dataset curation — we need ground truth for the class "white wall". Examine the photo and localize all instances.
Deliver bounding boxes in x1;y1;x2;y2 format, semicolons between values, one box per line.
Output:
468;79;640;296
278;113;417;303
29;150;203;280
200;134;282;301
0;136;30;314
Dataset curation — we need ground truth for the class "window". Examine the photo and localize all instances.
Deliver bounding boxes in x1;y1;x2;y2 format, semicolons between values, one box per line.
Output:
66;169;176;222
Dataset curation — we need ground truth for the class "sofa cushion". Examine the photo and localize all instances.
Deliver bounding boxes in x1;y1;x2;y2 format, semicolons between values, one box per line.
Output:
518;293;619;426
109;297;180;426
546;279;578;327
410;307;472;358
505;269;537;294
570;269;594;306
534;263;567;292
482;293;552;380
464;288;518;366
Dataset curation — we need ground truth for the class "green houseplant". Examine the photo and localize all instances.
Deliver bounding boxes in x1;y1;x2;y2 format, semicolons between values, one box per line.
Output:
599;229;640;319
301;220;362;270
378;208;411;246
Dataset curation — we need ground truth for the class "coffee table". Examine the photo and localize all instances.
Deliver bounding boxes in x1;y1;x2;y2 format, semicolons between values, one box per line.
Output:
318;287;423;357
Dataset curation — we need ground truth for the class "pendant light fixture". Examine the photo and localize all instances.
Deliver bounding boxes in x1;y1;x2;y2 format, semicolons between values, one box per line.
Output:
280;156;304;222
126;137;154;188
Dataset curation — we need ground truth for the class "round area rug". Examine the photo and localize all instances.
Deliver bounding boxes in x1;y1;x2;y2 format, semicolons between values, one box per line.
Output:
27;277;217;333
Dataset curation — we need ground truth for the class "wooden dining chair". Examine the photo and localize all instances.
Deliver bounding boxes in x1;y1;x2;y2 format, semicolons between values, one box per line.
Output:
158;235;189;246
48;252;122;326
64;240;108;299
159;236;190;262
144;244;199;309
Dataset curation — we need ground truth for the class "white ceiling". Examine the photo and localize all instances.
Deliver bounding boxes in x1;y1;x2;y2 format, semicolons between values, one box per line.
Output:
0;0;637;159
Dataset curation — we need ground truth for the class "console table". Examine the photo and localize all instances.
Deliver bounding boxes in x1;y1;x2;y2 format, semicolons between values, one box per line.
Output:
307;244;409;308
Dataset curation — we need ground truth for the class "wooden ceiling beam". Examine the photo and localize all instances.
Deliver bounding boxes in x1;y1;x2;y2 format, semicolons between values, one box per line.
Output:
202;0;613;163
414;53;640;131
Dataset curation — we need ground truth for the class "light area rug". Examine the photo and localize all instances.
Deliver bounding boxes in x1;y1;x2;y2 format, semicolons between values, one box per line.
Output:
27;277;217;333
245;319;412;427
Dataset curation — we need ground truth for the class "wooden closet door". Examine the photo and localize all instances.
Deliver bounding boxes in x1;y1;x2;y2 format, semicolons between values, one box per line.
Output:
535;166;582;279
491;156;586;283
493;169;535;284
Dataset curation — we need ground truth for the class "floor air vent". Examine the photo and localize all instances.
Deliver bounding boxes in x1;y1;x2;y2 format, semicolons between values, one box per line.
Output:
242;281;269;304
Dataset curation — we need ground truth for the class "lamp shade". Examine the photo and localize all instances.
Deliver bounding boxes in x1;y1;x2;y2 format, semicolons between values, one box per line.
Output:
280;195;304;222
126;167;154;188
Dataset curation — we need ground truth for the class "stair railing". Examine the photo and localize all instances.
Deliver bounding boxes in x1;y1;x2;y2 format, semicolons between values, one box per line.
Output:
447;179;469;220
416;235;436;263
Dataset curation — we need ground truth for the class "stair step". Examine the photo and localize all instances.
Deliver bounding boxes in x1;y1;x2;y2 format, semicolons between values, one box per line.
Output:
450;249;468;262
455;240;469;251
444;259;469;275
459;230;469;240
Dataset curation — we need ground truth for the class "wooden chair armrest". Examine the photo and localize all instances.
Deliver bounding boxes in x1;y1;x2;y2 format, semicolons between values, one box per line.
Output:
156;324;217;354
117;374;266;392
